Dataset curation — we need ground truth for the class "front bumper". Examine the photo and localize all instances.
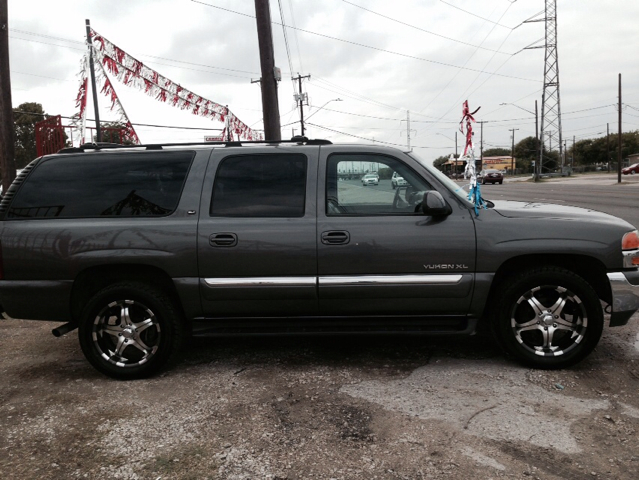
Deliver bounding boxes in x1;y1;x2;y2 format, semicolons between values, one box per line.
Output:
607;270;639;326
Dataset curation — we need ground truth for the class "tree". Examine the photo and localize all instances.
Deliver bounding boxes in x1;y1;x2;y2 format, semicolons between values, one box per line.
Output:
13;102;44;168
433;155;451;170
482;147;510;157
96;121;136;145
514;136;539;171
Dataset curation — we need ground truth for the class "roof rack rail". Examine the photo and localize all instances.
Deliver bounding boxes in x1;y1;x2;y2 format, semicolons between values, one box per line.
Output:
56;137;332;154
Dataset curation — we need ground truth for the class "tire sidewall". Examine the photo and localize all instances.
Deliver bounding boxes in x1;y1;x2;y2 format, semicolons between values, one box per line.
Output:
78;282;182;379
494;268;603;369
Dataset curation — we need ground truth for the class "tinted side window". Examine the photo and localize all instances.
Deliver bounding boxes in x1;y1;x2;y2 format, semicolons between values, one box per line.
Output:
210;154;307;217
7;152;194;218
326;154;431;215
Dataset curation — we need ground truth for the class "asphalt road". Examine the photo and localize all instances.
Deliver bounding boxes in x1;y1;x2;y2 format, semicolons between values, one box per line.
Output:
462;173;639;228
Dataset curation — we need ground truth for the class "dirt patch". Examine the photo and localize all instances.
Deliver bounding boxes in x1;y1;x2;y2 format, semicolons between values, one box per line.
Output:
1;316;639;479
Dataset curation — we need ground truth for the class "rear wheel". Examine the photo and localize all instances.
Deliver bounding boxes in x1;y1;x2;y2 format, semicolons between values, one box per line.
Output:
78;282;185;379
493;266;603;369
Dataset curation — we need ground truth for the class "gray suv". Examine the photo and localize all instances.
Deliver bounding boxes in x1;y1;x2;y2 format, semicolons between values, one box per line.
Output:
0;139;638;379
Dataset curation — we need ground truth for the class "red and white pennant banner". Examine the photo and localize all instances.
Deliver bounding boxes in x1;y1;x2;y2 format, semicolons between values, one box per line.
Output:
95;59;141;144
90;28;261;141
72;54;89;144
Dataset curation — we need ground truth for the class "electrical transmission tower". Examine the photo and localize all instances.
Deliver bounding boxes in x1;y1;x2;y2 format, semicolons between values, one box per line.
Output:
525;0;563;174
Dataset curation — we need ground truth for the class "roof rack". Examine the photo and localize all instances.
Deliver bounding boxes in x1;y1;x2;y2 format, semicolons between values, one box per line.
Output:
57;137;332;154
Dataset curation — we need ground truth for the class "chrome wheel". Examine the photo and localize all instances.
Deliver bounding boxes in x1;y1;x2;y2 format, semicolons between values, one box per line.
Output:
511;285;587;357
494;267;603;369
91;299;161;368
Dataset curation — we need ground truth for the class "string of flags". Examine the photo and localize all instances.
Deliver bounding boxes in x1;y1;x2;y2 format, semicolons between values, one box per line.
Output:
72;28;262;145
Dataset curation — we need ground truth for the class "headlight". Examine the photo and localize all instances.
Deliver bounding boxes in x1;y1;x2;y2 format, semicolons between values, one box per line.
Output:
622;230;639;267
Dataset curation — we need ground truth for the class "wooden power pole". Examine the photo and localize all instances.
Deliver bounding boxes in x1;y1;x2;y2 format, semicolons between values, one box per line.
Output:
618;73;622;183
254;0;281;141
0;0;16;192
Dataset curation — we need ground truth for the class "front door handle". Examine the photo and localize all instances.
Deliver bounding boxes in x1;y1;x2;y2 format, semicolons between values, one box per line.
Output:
210;233;238;247
321;230;350;245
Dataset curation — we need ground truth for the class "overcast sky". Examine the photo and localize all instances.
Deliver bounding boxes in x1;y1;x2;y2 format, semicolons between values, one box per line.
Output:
7;0;639;160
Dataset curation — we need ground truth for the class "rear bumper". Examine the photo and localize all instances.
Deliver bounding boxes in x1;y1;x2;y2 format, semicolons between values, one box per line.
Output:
607;271;639;326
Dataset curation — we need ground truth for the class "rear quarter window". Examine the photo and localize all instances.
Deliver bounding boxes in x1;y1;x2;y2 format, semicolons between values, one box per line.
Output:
6;151;194;219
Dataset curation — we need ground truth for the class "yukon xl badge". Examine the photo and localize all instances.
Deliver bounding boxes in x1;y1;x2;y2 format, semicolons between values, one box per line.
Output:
424;264;469;270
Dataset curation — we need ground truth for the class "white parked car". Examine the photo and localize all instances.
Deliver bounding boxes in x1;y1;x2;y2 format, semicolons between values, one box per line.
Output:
361;174;379;186
391;171;407;189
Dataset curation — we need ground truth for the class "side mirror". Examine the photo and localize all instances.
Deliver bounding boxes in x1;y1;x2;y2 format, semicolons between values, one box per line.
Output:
421;191;452;217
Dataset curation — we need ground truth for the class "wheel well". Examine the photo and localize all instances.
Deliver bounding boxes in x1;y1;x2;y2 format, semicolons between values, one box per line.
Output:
488;254;612;310
69;264;184;322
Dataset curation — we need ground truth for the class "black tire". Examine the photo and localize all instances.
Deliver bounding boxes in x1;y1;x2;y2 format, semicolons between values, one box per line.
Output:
78;282;185;379
392;184;396;189
492;266;603;369
499;181;503;185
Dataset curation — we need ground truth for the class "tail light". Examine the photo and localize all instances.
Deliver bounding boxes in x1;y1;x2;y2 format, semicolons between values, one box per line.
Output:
622;230;639;267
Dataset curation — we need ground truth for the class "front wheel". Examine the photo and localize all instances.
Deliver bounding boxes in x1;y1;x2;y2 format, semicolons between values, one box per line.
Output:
492;267;603;369
78;282;185;379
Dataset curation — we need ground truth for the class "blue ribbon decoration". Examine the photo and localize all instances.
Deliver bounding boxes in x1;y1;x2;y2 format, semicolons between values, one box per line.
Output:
468;183;487;216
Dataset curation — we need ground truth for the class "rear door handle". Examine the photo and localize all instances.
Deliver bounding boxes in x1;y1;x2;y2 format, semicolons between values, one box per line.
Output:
209;233;238;247
321;230;350;245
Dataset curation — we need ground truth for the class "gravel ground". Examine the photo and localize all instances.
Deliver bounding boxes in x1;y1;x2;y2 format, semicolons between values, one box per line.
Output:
1;312;639;480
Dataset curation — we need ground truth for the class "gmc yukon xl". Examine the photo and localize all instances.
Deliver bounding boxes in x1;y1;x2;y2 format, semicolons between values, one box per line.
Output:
0;138;638;379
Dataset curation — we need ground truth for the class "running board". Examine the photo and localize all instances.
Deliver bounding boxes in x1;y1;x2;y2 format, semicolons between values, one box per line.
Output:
191;316;477;337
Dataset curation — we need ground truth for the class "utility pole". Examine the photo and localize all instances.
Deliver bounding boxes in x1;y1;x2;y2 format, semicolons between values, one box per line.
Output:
535;100;540;181
606;123;611;173
509;128;519;175
618;73;622;183
400;111;416;152
455;131;458;158
0;0;16;192
572;136;575;167
254;0;281;141
292;73;310;136
406;111;411;151
85;19;101;142
478;121;484;172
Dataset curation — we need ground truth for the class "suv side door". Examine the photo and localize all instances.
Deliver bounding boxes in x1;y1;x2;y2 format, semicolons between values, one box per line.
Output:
317;145;476;316
197;146;319;317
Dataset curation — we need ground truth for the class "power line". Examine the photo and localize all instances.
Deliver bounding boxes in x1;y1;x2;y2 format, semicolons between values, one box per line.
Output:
307;122;442;149
191;0;539;82
10;70;76;82
11;28;260;75
276;0;298;97
342;0;513;54
12;109;225;131
9;35;85;52
439;0;518;29
9;28;84;45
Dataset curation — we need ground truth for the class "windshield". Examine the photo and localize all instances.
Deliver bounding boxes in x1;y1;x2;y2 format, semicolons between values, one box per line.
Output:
407;151;473;206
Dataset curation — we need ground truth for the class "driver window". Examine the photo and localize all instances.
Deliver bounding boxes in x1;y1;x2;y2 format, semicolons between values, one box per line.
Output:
326;154;431;215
